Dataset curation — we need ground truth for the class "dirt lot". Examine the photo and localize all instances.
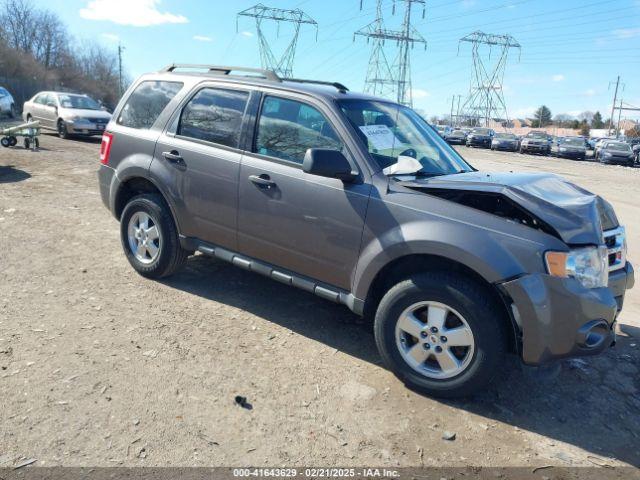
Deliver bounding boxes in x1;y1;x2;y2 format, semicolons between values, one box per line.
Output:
1;132;639;469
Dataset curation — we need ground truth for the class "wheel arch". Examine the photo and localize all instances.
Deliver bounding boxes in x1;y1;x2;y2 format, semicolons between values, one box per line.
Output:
113;176;179;232
361;253;519;354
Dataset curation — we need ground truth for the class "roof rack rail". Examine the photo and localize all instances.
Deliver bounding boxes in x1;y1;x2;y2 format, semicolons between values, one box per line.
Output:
160;64;281;82
283;78;349;93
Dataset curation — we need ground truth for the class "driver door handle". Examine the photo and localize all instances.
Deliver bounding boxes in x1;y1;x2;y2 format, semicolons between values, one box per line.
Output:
249;174;276;189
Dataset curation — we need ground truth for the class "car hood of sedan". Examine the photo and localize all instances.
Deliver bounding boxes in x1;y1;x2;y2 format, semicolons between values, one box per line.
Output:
60;108;112;120
396;171;618;245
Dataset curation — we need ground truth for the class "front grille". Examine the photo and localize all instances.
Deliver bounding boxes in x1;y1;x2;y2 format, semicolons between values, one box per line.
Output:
603;227;626;272
88;118;108;124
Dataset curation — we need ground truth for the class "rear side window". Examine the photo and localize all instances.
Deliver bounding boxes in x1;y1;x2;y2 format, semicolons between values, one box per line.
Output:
118;81;183;129
255;96;342;164
178;88;249;148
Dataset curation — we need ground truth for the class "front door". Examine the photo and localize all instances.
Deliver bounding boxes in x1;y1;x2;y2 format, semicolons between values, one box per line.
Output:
153;86;250;250
238;94;371;290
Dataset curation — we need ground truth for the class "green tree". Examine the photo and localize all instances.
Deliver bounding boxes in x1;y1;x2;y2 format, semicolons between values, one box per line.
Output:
579;120;590;137
532;105;552;127
592;111;605;129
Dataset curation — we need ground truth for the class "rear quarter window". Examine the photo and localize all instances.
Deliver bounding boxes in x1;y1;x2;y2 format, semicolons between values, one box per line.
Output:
117;80;183;129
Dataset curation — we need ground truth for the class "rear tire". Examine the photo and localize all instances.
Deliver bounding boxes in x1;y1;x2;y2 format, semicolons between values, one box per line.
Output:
374;272;507;398
1;137;10;148
120;194;189;279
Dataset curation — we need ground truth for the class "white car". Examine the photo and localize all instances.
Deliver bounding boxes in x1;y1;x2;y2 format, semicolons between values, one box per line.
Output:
22;91;111;139
0;86;17;118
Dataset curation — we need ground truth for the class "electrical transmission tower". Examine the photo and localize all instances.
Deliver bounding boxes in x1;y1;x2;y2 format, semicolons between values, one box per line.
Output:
237;4;317;78
355;0;426;107
458;31;520;127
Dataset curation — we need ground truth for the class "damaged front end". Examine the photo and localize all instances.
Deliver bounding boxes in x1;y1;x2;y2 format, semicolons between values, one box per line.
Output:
396;171;618;245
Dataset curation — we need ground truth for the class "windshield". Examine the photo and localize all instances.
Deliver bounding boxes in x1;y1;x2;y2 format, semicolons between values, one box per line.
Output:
338;99;472;176
561;137;585;146
495;133;516;139
472;128;491;135
527;131;547;138
606;142;631;152
57;94;101;110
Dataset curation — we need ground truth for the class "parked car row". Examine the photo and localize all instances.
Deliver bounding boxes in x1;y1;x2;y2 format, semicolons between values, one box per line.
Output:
433;125;637;167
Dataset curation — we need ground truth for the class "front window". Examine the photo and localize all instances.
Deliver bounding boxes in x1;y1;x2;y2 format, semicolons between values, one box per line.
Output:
338;99;472;176
472;128;492;135
495;133;516;140
561;137;585;147
255;96;343;165
527;131;547;138
605;142;632;152
58;94;101;110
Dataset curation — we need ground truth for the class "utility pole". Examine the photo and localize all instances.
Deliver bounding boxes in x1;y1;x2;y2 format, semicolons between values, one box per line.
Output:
117;43;125;97
458;31;520;128
450;96;455;126
608;76;623;136
616;98;623;138
237;4;317;78
355;0;427;107
455;94;462;127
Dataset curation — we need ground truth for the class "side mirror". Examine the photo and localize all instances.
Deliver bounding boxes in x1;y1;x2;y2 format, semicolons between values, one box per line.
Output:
303;149;356;182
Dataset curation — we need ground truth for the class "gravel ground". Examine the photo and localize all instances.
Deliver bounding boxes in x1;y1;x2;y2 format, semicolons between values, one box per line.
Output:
0;132;639;469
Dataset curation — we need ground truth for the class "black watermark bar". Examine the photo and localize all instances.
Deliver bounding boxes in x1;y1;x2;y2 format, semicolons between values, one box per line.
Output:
0;467;639;480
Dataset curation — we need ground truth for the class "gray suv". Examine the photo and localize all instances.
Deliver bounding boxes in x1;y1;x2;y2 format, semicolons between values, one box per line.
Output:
98;65;634;397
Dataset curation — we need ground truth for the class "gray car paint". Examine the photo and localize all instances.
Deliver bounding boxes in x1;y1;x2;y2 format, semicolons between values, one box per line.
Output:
98;68;634;366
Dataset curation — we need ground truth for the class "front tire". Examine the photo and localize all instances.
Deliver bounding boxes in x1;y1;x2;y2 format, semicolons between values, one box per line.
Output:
120;194;189;279
57;119;69;139
374;272;507;398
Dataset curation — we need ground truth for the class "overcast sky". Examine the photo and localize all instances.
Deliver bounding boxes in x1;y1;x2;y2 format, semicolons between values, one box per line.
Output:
36;0;640;120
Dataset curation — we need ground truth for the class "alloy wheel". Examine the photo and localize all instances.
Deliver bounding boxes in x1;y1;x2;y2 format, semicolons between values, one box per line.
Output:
127;211;162;264
395;301;475;379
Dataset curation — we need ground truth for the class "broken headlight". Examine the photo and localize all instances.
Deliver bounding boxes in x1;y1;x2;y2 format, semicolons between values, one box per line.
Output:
545;246;609;288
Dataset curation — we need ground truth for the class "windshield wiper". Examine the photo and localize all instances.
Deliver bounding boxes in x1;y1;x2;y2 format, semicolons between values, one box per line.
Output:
394;170;463;178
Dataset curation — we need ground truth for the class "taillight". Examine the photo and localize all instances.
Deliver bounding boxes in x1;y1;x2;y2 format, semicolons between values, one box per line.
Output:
100;132;114;165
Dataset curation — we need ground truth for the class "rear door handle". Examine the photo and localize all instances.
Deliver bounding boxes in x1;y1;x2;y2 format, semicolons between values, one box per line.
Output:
249;174;276;189
162;150;185;165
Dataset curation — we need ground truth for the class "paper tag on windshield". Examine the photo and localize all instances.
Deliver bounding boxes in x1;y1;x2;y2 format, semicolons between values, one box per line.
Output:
359;125;400;151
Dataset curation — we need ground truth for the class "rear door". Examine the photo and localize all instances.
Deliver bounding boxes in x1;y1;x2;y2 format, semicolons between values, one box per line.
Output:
153;85;251;250
30;94;47;123
237;92;371;290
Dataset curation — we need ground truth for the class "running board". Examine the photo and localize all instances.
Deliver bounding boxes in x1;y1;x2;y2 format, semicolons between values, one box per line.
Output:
188;239;364;315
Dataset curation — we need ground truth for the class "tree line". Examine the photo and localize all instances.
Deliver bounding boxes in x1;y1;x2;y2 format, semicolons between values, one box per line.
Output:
0;0;127;112
532;105;616;136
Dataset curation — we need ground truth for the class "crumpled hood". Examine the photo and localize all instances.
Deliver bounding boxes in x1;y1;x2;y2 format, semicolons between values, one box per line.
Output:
397;171;618;245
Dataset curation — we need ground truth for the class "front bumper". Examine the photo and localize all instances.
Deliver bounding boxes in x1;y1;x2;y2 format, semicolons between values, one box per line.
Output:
492;142;518;151
557;150;586;159
67;120;108;136
499;262;634;365
521;143;549;153
467;137;491;147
